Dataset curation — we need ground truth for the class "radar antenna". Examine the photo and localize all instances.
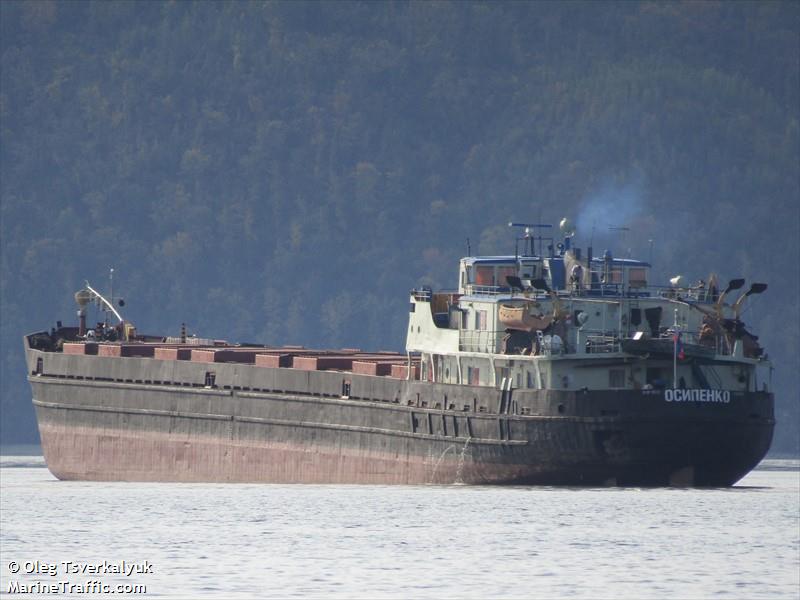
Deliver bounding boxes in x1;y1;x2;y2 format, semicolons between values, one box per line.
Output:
508;222;553;257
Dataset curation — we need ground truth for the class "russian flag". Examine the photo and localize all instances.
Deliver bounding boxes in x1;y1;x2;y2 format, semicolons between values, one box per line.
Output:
673;331;686;360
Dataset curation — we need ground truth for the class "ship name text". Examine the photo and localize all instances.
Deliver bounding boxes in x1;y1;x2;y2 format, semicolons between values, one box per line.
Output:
664;389;731;403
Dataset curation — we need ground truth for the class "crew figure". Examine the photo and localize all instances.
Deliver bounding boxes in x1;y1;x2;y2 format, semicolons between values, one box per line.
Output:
570;263;583;293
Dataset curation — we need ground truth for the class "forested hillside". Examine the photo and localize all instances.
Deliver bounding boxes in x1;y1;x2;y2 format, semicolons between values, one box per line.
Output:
1;1;798;452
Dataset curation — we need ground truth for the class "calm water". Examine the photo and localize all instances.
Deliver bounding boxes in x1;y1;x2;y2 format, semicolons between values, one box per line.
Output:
0;457;797;599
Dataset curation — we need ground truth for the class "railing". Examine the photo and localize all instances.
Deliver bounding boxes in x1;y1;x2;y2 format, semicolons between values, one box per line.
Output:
457;281;723;303
462;284;509;296
461;330;569;356
412;288;462;303
459;327;733;358
459;330;501;353
568;284;655;299
535;333;566;356
653;285;714;302
667;329;733;356
584;334;620;354
661;329;732;355
411;288;432;302
583;329;718;355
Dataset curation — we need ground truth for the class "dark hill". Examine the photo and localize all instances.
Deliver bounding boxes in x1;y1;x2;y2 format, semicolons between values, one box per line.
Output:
1;1;798;453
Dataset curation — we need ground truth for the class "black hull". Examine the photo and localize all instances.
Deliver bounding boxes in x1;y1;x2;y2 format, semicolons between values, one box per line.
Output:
24;340;774;487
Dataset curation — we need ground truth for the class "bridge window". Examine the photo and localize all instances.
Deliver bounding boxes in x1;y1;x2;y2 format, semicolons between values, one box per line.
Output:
607;268;623;284
474;310;487;330
497;266;517;287
520;261;539;279
629;267;648;288
475;266;494;285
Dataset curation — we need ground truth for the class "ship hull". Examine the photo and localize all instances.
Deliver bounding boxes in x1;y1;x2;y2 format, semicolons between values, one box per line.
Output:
33;414;772;487
25;341;774;487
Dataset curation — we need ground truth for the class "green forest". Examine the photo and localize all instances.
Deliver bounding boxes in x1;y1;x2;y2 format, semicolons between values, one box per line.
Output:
1;1;798;453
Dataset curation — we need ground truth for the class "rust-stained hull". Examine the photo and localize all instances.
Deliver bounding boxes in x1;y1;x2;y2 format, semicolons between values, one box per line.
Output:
37;425;479;484
25;335;774;487
35;418;773;486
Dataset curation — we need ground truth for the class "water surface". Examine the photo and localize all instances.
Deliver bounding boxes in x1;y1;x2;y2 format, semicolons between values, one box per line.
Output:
1;457;797;598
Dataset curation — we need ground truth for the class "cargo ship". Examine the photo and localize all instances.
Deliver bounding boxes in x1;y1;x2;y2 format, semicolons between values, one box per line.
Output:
23;219;774;486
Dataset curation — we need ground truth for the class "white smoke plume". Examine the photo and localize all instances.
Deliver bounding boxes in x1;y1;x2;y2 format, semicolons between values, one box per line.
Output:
575;175;646;254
